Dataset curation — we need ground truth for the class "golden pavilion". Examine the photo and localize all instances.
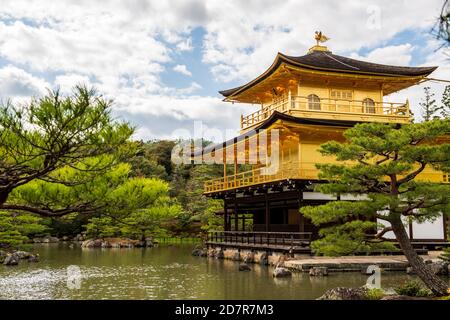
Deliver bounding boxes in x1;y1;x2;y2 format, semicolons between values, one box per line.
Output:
195;34;448;252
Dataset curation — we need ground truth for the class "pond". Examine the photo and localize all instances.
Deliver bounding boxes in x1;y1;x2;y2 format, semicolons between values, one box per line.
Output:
0;243;444;300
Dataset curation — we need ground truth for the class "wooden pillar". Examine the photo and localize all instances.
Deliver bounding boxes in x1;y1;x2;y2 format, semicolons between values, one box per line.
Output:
242;214;246;231
234;143;237;187
409;222;414;240
223;147;227;187
224;199;228;231
234;195;238;231
265;192;269;232
298;188;304;232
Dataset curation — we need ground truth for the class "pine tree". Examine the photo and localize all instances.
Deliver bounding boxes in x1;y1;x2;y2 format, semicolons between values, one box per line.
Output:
301;119;450;296
420;86;441;121
441;85;450;118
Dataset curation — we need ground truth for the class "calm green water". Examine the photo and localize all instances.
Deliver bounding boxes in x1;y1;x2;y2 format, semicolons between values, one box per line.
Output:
0;243;440;300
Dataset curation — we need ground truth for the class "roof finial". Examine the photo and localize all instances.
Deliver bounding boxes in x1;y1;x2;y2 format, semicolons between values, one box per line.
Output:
314;31;330;46
308;31;331;54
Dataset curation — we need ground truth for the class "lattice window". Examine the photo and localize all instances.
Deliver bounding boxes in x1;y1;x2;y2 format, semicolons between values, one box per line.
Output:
363;98;376;113
308;94;321;110
330;89;353;100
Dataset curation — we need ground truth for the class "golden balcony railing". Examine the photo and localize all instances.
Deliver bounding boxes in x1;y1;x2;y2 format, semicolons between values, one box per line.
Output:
240;96;411;131
204;164;449;194
204;163;318;193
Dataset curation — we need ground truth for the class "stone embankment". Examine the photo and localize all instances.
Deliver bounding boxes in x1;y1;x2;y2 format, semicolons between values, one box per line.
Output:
81;237;154;248
0;250;39;266
195;246;450;276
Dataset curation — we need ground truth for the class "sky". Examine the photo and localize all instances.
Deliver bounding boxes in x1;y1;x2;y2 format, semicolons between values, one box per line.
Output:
0;0;449;142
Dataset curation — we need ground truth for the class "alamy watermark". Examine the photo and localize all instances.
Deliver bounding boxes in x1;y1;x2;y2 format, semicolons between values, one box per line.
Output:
365;265;381;289
170;121;281;175
67;265;82;290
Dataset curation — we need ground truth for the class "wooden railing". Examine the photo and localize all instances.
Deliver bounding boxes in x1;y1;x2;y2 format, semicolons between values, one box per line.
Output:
204;164;317;193
206;231;312;248
241;96;410;130
203;163;450;193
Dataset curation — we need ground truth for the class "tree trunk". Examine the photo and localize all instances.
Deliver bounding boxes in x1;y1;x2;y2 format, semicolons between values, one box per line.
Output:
390;216;449;296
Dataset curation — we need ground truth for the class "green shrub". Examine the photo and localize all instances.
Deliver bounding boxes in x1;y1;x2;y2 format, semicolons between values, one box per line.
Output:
366;288;385;300
394;280;433;297
438;248;450;262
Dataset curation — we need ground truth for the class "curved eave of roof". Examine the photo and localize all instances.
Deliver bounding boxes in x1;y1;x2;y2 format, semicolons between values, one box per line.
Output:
219;51;438;98
193;111;358;157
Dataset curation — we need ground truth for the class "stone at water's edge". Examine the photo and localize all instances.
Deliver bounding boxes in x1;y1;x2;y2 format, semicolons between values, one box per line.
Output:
1;251;39;266
14;251;32;259
33;236;59;243
407;261;449;276
81;238;141;248
239;263;251;271
243;252;255;264
309;267;328;276
191;245;207;257
272;267;292;278
28;254;39;263
317;287;368;300
428;261;449;275
215;249;224;259
3;254;19;266
232;251;240;261
259;252;268;265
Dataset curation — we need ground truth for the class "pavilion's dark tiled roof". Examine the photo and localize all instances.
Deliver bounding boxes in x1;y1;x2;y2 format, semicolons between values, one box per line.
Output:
219;51;437;97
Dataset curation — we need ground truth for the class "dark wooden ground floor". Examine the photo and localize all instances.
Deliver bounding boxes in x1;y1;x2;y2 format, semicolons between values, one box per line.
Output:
207;181;449;253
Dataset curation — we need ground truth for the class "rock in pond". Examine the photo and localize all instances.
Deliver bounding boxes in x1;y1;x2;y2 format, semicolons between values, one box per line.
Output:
243;252;255;264
317;287;368;300
259;252;268;265
272;267;292;278
215;249;224;259
81;239;102;248
309;267;328;277
232;251;241;261
428;261;449;275
191;246;207;257
239;263;251;271
3;253;19;266
28;254;39;263
13;251;31;259
42;236;59;243
145;237;154;247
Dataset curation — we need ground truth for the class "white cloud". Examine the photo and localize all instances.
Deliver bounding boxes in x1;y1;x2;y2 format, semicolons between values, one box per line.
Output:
349;44;414;66
54;74;93;93
202;0;444;82
385;40;450;122
0;65;49;99
0;0;448;139
173;64;192;76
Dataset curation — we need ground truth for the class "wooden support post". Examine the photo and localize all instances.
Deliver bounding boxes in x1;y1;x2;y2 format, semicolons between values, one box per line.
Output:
298;188;303;233
265;192;269;232
224;199;228;231
234;142;237;187
234;195;238;231
223;147;227;188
